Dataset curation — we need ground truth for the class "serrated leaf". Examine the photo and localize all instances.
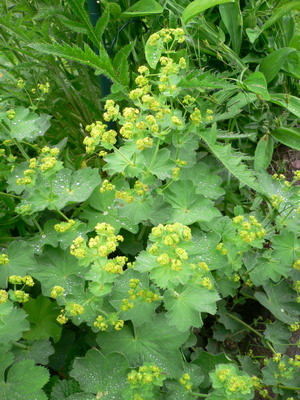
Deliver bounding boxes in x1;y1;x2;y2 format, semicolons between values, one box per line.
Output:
65;0;99;46
248;252;291;285
272;231;300;266
0;359;49;399
117;197;154;225
181;163;225;199
70;350;129;398
163;180;221;225
94;6;109;39
31;247;84;296
109;269;158;326
255;281;299;324
164;285;219;331
1;107;51;142
51;379;81;400
199;126;261;192
13;339;54;365
51;167;100;208
135;250;194;289
264;321;292;353
29;42;118;84
182;0;234;24
0;302;29;344
141;147;175;179
97;315;189;378
22;295;62;342
122;0;163;16
0;241;36;288
192;351;232;388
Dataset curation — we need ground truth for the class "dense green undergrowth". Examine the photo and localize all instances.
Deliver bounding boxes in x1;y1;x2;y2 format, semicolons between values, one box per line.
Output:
0;0;300;399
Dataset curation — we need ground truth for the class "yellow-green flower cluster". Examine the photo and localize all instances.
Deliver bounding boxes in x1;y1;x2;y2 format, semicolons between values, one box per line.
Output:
103;100;119;122
136;136;153;150
127;278;160;303
93;314;124;331
50;285;65;299
233;215;266;243
127;364;166;387
216;242;228;255
39;146;60;172
293;259;300;270
6;109;15;119
190;107;202;125
115;190;134;203
70;223;123;261
84;121;117;153
66;303;84;316
100;179;115;193
8;275;34;286
270;194;284;208
0;253;9;265
290;321;300;331
54;219;75;233
14;290;29;303
148;28;185;47
211;364;253;396
0;290;8;304
179;373;192;391
57;311;68;325
105;256;127;274
37;82;50;93
148;223;192;272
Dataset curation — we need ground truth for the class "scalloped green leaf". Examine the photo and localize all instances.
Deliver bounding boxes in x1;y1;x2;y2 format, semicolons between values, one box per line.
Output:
97;315;189;378
1;107;51;142
0;359;49;399
0;241;36;288
164;284;220;331
0;302;29;344
70;349;129;398
22;295;62;342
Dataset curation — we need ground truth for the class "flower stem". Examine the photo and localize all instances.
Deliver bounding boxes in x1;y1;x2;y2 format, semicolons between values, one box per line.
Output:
277;384;300;391
0;191;22;199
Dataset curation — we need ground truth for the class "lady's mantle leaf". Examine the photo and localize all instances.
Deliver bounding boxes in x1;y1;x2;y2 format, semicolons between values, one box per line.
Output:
70;349;129;398
164;285;220;331
255;281;299;324
0;359;49;399
264;321;292;353
97;314;189;378
0;302;29;344
163;180;220;225
13;339;54;365
52;167;100;208
0;241;36;288
50;379;81;400
1;106;51;142
271;231;300;266
109;269;159;327
22;295;62;342
32;247;84;297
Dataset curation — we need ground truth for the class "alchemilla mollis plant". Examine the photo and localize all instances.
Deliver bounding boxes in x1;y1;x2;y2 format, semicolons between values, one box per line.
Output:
0;1;300;399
